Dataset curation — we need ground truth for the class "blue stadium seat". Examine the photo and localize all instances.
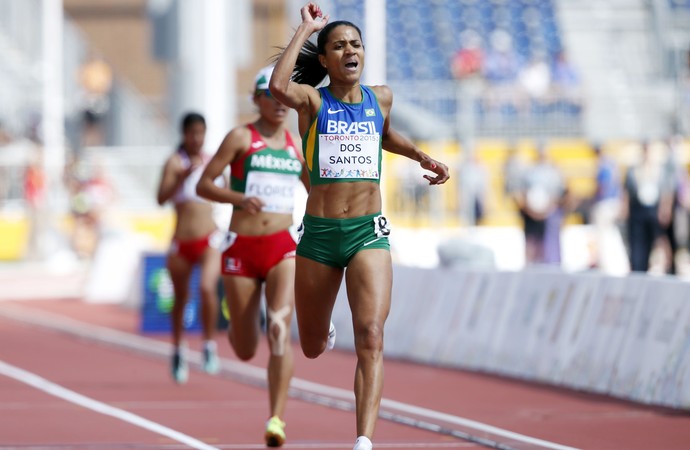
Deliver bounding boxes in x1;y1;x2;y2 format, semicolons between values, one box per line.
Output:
327;0;579;133
669;0;690;8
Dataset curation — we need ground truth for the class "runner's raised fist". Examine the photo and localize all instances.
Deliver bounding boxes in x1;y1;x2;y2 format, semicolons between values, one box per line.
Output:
300;3;329;32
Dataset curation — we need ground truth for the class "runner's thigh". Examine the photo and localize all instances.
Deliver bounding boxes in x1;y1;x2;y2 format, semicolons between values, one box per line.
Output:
295;255;343;335
345;249;392;329
223;275;263;349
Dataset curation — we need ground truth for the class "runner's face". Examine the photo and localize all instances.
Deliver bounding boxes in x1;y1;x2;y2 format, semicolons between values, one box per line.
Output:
255;91;288;125
320;25;364;84
183;122;205;154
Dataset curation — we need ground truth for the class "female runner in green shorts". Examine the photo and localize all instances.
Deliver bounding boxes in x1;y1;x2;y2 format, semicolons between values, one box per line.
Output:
269;3;450;450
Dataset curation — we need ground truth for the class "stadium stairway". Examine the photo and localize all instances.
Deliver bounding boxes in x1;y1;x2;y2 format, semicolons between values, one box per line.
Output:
556;0;677;140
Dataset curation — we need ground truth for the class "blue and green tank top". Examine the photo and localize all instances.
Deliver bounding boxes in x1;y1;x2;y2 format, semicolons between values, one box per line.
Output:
302;85;384;186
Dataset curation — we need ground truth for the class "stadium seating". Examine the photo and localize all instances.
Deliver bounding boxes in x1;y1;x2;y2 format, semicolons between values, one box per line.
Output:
329;0;563;82
328;0;579;137
669;0;690;9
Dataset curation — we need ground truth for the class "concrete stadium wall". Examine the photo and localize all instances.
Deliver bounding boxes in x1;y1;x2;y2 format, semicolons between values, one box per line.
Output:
328;265;690;411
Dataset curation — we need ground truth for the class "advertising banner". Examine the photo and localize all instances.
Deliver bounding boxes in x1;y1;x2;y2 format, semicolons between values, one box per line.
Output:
140;253;228;333
612;278;690;408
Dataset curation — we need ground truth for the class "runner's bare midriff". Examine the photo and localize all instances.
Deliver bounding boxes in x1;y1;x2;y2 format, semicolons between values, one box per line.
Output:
174;201;217;240
305;182;381;219
229;210;294;236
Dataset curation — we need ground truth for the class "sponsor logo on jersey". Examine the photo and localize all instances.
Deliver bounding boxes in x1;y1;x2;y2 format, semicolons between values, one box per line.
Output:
249;153;302;172
326;120;377;134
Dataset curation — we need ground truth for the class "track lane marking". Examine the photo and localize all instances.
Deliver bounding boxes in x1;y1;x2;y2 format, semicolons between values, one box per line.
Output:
0;305;579;450
0;360;219;450
0;444;476;449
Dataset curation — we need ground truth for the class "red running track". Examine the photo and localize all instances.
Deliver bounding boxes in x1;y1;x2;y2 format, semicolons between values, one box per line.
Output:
0;299;689;450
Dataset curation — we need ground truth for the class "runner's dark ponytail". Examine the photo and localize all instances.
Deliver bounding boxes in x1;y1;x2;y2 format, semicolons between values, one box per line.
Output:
274;21;363;88
178;112;205;150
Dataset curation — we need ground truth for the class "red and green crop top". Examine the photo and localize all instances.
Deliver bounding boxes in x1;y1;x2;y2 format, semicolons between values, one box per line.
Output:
230;124;302;214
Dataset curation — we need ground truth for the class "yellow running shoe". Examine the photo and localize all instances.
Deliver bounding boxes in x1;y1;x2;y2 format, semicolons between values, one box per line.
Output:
264;416;286;447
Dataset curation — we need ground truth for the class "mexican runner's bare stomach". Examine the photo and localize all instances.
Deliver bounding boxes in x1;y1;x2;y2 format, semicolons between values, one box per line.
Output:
229;210;294;237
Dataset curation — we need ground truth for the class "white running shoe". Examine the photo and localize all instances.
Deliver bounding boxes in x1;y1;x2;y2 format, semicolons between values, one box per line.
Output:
202;341;220;374
353;436;373;450
326;321;336;351
171;350;188;384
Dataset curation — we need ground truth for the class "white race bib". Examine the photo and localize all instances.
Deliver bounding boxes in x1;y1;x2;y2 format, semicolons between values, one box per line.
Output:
526;187;550;213
245;171;297;214
637;181;659;206
318;134;380;179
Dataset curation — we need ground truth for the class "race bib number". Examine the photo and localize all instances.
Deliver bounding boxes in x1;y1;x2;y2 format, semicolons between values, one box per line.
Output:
217;231;237;252
245;171;297;214
292;222;304;244
373;215;391;238
318;134;380;179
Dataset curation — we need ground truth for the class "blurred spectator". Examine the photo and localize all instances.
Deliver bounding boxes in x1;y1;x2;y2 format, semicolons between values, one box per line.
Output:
592;143;621;207
23;147;46;260
451;30;484;80
1;123;41;211
452;30;485;137
0;122;14;203
544;185;577;265
620;141;673;273
67;159;116;259
518;53;552;114
457;142;489;226
481;29;522;115
588;143;626;272
551;51;583;115
660;135;690;274
503;144;525;199
0;121;12;146
78;54;113;148
483;30;521;84
514;141;567;265
681;48;690;135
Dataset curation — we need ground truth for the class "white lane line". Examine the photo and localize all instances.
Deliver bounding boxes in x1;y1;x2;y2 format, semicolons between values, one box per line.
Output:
381;398;578;450
0;360;219;450
291;378;579;450
0;443;476;450
219;444;476;449
0;305;578;450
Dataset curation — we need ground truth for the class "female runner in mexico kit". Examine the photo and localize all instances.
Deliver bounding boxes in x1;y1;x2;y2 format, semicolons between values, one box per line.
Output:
196;66;309;448
269;3;450;450
156;112;224;385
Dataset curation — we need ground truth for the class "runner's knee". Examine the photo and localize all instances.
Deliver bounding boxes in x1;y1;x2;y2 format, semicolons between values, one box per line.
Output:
198;282;216;301
267;305;291;356
228;328;258;361
298;326;329;359
354;321;384;353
